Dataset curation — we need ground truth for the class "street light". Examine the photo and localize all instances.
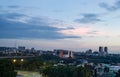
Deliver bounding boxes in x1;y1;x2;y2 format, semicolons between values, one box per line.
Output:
21;59;24;62
13;59;17;71
13;59;16;63
20;59;24;70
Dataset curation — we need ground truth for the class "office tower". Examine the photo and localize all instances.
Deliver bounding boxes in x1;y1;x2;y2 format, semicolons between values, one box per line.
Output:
68;51;72;58
99;46;103;53
99;46;104;56
104;46;108;53
59;51;64;58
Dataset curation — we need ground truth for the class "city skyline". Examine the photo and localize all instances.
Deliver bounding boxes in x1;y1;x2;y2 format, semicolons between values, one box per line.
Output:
0;0;120;53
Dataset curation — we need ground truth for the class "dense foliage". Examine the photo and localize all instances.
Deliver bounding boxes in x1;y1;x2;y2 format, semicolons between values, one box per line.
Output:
0;59;17;77
13;54;60;71
115;70;120;77
40;66;92;77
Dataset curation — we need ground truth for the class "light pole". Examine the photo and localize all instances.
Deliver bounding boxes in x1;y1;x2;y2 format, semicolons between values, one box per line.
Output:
20;59;24;70
12;59;17;72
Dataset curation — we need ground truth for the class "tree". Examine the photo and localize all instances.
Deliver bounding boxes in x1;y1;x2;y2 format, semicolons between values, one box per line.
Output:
40;66;92;77
104;66;109;73
0;59;17;77
115;69;120;77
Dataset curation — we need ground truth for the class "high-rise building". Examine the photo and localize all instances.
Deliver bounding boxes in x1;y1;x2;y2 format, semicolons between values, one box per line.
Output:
99;46;104;56
31;48;35;52
99;46;108;56
99;46;103;53
54;49;74;58
104;46;108;53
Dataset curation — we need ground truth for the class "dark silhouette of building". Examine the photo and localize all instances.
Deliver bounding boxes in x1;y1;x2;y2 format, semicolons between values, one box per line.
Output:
104;46;108;53
99;46;103;53
18;46;25;52
99;46;108;56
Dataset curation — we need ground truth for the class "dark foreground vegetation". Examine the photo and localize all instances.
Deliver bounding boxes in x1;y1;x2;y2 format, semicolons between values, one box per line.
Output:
0;59;17;77
1;54;120;77
40;66;92;77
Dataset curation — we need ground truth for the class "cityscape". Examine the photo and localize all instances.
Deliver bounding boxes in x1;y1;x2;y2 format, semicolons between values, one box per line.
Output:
0;46;120;77
1;0;120;77
0;46;109;58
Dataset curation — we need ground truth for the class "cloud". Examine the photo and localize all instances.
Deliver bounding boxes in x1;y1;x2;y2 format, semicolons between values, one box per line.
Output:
0;13;26;19
61;27;90;36
7;5;20;8
61;27;106;38
0;13;80;39
74;13;101;24
99;0;120;11
87;31;104;35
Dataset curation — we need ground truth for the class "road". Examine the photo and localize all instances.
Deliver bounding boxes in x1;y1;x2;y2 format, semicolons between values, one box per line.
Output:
17;71;41;77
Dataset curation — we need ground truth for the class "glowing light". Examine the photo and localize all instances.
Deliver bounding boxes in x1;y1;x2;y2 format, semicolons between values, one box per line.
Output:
21;59;24;62
13;59;16;63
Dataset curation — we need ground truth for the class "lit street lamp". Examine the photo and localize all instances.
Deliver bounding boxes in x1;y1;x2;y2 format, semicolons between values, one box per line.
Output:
21;59;24;62
12;59;17;71
13;59;16;63
20;59;24;70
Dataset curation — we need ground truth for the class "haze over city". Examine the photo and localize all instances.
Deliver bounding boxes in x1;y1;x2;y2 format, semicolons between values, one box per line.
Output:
0;0;120;53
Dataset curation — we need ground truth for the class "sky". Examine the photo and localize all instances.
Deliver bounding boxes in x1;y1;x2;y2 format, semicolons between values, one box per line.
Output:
0;0;120;53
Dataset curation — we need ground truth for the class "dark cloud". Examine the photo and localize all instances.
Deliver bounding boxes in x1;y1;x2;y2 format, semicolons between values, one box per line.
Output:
99;0;120;11
74;14;101;24
0;13;80;39
7;5;20;8
0;13;26;19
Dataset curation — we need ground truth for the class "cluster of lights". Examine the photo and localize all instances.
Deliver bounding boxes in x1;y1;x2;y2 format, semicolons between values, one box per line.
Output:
13;59;24;63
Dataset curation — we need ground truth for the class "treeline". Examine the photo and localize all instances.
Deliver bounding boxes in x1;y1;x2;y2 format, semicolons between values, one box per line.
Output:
116;70;120;77
0;59;17;77
13;54;75;71
40;66;92;77
75;54;120;64
13;54;61;71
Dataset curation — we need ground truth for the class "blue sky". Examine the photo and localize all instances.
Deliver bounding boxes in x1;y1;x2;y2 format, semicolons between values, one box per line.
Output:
0;0;120;53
